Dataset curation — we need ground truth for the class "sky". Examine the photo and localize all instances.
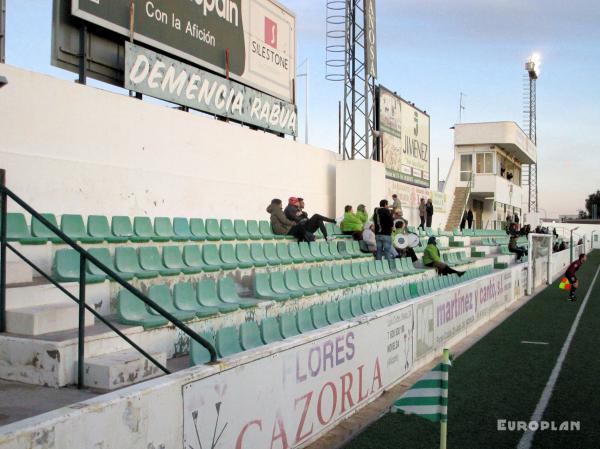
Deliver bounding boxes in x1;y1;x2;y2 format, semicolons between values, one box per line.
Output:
4;0;600;216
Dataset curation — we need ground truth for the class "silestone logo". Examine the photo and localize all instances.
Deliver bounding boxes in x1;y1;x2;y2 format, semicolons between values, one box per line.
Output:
265;17;278;49
497;419;580;432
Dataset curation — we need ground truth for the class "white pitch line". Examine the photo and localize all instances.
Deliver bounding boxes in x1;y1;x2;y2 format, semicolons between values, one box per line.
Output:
520;341;549;345
517;263;600;449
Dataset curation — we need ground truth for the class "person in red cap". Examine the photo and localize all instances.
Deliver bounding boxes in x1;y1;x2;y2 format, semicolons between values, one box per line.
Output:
285;197;336;241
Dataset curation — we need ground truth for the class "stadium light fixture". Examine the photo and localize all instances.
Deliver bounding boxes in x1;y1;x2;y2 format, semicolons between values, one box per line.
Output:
525;53;541;80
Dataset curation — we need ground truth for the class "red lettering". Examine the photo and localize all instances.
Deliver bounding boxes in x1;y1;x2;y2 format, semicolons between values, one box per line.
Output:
270;412;289;449
357;365;369;402
370;357;383;394
317;382;337;425
340;372;355;413
236;420;262;449
294;392;314;443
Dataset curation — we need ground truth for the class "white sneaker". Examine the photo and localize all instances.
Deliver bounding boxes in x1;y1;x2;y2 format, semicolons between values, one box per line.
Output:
326;236;336;241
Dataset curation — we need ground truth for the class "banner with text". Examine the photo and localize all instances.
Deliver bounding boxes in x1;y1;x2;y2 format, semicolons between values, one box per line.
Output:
378;85;430;188
72;0;295;102
183;306;413;449
125;42;297;136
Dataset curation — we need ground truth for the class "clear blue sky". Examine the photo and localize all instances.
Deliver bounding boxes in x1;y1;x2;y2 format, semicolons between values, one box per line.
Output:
5;0;600;216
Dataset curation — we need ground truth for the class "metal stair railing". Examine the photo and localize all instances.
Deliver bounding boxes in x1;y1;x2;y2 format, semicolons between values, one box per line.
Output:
0;169;217;389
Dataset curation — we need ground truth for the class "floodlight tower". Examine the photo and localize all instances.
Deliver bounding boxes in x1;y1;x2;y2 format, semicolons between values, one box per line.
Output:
523;54;540;213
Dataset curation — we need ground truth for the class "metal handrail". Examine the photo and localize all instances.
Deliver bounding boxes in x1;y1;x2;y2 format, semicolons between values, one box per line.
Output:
0;172;218;388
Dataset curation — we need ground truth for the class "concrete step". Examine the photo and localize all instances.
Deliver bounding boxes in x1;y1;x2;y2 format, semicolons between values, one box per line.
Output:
6;282;76;310
5;303;95;336
5;260;33;285
84;349;166;391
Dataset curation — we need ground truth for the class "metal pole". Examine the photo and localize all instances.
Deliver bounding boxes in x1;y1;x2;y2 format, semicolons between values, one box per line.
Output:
0;0;6;64
0;169;6;333
78;24;87;85
338;100;342;156
570;230;574;264
78;254;86;389
350;1;356;159
305;59;309;145
437;157;440;192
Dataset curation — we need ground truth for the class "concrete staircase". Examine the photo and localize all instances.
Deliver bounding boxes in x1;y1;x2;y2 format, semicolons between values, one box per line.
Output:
445;187;469;231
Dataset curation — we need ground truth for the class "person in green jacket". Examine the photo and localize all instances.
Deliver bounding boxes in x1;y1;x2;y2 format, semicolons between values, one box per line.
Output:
356;204;369;225
423;236;464;277
341;205;363;240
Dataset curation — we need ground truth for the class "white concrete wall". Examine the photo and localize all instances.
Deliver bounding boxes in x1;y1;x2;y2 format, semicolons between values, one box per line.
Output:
335;159;386;220
0;64;339;220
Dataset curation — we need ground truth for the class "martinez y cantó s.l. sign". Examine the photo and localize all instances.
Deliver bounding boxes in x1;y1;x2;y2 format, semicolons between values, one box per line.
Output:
125;42;297;136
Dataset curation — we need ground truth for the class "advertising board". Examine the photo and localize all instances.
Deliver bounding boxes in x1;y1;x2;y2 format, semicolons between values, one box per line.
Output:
378;85;430;188
71;0;295;102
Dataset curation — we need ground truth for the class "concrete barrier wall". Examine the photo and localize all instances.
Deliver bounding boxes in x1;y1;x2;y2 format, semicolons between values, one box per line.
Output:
0;266;527;449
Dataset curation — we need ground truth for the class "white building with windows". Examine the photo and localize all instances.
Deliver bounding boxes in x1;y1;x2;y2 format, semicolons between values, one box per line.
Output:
443;122;537;230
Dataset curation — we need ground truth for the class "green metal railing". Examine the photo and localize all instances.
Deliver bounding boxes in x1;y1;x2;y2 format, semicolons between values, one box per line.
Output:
0;168;217;388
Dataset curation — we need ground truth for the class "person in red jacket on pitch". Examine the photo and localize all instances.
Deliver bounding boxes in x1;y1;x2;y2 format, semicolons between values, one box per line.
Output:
565;254;587;301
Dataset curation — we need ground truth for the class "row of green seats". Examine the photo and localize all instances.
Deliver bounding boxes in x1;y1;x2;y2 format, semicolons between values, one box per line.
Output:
53;240;368;283
441;251;474;267
253;258;425;301
315;222;352;239
117;277;259;329
481;236;509;246
410;265;494;297
455;229;508;237
191;286;417;364
2;212;297;245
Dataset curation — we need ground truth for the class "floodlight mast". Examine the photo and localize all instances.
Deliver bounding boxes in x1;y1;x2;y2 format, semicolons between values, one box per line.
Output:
523;53;540;214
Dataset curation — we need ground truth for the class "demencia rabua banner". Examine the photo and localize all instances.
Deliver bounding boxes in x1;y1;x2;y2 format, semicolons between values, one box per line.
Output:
125;42;297;136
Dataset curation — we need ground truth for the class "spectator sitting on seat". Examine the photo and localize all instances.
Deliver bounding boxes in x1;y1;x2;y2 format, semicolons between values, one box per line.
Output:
356;204;369;224
266;199;306;241
423;236;465;277
285;197;336;241
359;222;377;254
392;220;418;262
340;205;363;240
507;224;527;261
392;207;408;228
559;241;567;251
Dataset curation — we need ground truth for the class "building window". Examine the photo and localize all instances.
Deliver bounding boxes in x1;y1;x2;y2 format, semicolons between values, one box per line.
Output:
476;152;494;174
460;154;472;181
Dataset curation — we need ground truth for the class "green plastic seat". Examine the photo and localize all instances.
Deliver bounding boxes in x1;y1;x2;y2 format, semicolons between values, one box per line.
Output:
54;249;106;283
219;219;236;241
367;261;383;281
205;219;223;241
308;267;333;293
4;213;46;244
189;332;215;366
361;293;375;313
87;215;127;243
351;263;367;283
173;282;219;318
216;326;243;357
318;241;335;261
234;220;250;240
197;278;239;313
275;243;294;265
182;245;215;272
235;243;255;269
246;220;263;240
203;244;235;270
337;241;353;259
117;289;168;329
297;309;316;333
299;242;316;262
309;243;325;262
287;242;304;263
260;317;284;344
59;214;103;244
394;287;405;303
339;298;353;320
284;270;313;296
249;243;269;267
379;290;391;308
220;243;244;269
310;304;329;329
134;217;167;242
253;273;288;301
359;262;375;282
280;312;300;338
240;321;264;350
155;217;185;241
332;264;353;287
173;217;202;241
87;248;133;281
271;271;302;299
326;301;342;324
350;295;364;317
163;246;202;274
321;265;345;289
349;241;363;258
373;260;391;279
263;243;282;266
111;216;147;242
115;247;158;279
139;247;180;276
409;282;419;298
328;241;345;259
342;263;359;285
401;284;411;300
259;220;279;239
218;277;261;309
147;284;196;322
416;282;427;296
189;218;208;240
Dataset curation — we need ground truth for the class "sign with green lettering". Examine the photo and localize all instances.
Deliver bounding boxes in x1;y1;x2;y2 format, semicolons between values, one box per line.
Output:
72;0;295;102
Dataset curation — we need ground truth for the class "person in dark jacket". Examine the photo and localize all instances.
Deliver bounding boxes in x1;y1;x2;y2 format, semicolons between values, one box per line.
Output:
418;198;426;230
565;254;586;301
425;199;434;228
507;224;526;261
373;199;394;260
460;210;467;231
267;199;306;241
467;209;474;229
284;197;336;240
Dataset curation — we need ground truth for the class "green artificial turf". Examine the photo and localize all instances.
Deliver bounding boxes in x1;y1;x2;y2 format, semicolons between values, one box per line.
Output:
345;251;600;449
